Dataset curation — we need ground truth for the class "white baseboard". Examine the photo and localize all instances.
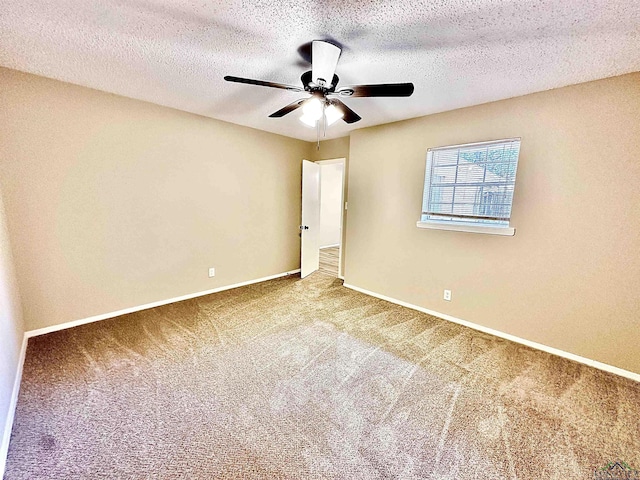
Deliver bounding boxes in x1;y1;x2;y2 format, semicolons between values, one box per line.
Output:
26;269;301;338
0;334;28;478
343;283;640;383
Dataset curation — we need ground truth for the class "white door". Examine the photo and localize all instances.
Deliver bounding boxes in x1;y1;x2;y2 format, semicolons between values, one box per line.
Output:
301;160;320;278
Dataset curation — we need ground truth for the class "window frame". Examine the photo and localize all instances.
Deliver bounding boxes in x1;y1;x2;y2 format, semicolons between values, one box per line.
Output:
416;138;521;236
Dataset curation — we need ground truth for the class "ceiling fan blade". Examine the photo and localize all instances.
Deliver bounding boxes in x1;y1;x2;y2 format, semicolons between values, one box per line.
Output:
311;41;341;87
268;98;308;118
224;75;303;92
332;99;361;124
336;83;415;97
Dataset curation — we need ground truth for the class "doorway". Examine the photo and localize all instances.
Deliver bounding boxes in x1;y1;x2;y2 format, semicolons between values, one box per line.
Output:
300;158;345;278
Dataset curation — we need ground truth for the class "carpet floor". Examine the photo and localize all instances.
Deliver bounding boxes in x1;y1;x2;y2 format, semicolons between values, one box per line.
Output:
5;273;640;479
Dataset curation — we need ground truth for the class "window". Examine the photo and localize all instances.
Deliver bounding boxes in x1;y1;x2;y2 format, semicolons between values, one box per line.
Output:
417;138;521;236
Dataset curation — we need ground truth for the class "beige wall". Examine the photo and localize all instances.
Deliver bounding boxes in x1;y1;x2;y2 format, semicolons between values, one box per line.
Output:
0;187;24;472
310;137;350;163
310;137;350;277
0;68;311;331
345;73;640;374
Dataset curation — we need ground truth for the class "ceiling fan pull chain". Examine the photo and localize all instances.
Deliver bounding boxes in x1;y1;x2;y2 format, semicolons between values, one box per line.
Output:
323;102;327;138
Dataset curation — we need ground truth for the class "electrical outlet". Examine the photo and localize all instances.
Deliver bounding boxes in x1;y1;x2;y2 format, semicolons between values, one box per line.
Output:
208;267;215;278
443;289;452;301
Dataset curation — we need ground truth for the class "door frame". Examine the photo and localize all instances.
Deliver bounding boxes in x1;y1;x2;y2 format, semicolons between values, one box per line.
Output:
315;158;346;279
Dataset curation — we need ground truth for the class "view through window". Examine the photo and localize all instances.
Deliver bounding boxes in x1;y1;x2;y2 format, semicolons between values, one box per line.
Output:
420;138;521;228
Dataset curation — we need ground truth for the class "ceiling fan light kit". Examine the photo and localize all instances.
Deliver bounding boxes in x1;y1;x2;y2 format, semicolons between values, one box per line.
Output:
299;113;319;128
324;103;344;125
302;96;323;120
298;96;344;128
223;39;415;140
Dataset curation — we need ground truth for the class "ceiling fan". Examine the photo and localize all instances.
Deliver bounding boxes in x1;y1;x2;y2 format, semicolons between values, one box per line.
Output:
223;40;414;132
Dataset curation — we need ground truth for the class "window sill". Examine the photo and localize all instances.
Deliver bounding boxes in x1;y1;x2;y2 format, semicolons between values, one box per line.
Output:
416;220;515;236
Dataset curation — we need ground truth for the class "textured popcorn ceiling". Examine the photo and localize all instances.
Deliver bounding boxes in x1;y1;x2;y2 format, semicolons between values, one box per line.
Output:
1;0;639;141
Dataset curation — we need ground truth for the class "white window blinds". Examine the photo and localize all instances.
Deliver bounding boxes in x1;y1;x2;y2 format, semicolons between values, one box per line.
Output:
421;138;521;226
